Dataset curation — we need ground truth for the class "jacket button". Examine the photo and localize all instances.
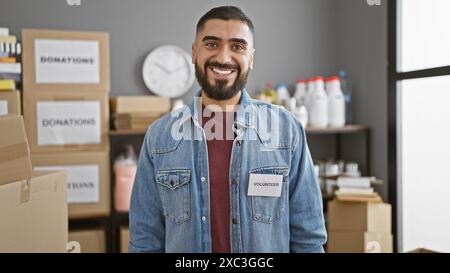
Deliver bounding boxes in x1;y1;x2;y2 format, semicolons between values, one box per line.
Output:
232;218;238;225
200;177;206;182
236;141;241;146
201;216;207;222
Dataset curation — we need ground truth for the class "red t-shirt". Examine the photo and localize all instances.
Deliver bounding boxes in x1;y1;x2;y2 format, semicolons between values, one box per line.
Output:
201;105;235;253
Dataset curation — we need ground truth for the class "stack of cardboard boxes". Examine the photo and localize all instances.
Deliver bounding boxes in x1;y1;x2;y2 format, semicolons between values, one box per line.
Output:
110;96;170;131
21;28;111;252
327;200;393;253
0;115;68;252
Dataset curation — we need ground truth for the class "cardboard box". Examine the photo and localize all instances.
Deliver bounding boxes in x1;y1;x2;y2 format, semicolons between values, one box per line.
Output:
23;91;109;153
110;96;170;114
0;171;68;252
407;248;439;253
113;112;162;130
0;115;32;186
31;150;110;219
0;91;21;115
327;231;393;253
22;28;110;93
120;227;129;253
68;229;106;253
328;200;391;233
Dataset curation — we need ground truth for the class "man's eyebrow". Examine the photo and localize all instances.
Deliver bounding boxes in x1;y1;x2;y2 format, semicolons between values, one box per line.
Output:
201;36;248;46
230;38;248;45
201;36;221;42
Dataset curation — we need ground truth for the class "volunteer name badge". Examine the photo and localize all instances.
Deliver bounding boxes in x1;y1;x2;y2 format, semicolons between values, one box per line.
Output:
34;39;100;84
248;173;283;197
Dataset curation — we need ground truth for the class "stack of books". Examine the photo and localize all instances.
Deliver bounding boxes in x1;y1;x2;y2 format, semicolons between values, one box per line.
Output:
0;27;21;91
335;176;383;202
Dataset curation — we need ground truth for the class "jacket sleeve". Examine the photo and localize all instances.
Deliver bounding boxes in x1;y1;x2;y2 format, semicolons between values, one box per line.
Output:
129;127;165;253
289;120;327;253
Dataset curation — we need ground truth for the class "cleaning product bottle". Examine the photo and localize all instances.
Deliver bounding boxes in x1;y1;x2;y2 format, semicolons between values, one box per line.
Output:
289;97;308;128
294;79;307;106
309;76;328;127
114;144;137;212
305;78;315;112
325;79;332;95
326;76;345;127
259;82;277;104
276;83;291;109
339;70;352;124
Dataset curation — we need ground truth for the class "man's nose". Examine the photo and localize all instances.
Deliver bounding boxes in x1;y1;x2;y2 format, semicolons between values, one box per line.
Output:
215;46;233;64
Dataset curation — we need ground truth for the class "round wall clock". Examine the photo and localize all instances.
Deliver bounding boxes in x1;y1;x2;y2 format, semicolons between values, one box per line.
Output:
142;45;195;98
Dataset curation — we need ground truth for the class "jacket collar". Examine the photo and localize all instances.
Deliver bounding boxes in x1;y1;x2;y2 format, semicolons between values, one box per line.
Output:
180;89;255;129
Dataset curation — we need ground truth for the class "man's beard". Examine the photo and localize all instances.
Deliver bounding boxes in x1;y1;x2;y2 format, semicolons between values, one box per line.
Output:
195;60;249;100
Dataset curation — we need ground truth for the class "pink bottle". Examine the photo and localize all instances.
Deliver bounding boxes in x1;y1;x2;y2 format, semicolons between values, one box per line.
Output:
114;145;137;212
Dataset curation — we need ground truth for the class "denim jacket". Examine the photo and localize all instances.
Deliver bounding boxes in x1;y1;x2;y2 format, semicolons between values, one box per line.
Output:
129;89;327;253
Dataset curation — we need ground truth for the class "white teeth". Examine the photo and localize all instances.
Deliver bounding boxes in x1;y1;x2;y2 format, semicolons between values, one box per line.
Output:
212;67;232;75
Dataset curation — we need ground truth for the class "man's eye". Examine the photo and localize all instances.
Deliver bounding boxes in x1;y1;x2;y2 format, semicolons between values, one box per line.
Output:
232;44;245;51
206;43;217;49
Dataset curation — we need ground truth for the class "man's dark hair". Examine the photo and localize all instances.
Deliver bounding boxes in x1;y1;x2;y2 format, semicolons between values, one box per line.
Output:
196;6;254;35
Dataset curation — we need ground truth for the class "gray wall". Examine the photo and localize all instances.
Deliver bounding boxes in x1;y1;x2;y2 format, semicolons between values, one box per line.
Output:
0;0;388;197
0;0;338;100
336;0;388;199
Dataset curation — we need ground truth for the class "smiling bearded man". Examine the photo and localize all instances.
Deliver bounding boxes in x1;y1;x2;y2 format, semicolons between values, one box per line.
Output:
129;5;327;253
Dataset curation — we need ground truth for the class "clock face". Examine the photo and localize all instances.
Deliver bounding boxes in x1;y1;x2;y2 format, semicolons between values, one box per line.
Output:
142;45;195;98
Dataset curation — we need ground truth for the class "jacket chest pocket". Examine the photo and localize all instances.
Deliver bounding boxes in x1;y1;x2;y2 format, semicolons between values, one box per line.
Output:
249;166;289;224
156;169;191;224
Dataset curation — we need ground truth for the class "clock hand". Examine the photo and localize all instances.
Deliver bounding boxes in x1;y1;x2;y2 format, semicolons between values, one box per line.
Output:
155;62;171;74
170;65;186;73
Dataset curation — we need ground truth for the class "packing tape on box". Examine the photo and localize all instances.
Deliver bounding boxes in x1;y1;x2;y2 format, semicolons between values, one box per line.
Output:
0;143;29;164
20;180;31;203
52;96;90;101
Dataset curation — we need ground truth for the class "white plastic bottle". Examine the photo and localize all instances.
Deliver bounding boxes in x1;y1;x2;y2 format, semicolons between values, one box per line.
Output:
297;105;308;128
304;78;314;113
325;80;332;95
326;76;345;127
276;83;291;108
289;97;309;128
307;78;315;94
309;76;328;128
294;79;307;106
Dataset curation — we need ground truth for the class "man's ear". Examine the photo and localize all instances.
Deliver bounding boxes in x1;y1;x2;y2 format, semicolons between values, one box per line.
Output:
249;49;255;70
191;42;196;64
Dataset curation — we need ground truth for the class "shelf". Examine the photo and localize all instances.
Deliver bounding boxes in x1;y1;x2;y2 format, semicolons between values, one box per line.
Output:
305;125;369;134
109;129;147;136
68;216;111;229
322;192;334;201
113;211;129;222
